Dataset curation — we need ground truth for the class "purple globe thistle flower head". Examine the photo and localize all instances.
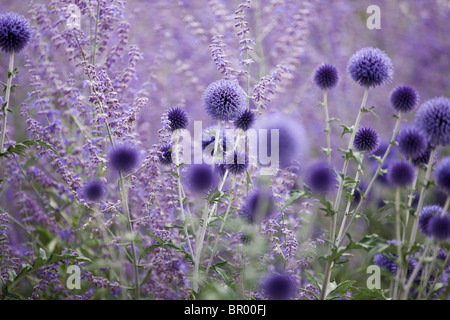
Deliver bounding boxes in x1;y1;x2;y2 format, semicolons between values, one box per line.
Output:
167;107;189;131
313;63;339;90
396;126;427;159
387;160;416;188
347;47;393;88
262;272;296;300
305;161;336;194
158;144;173;166
428;214;450;241
202;126;227;157
390;85;420;113
82;179;106;202
224;150;249;175
234;109;256;131
108;145;141;173
353;127;380;153
373;254;397;274
415;97;450;147
239;188;275;224
419;205;443;237
203;79;246;121
256;113;309;169
435;157;450;193
186;164;216;192
0;13;31;53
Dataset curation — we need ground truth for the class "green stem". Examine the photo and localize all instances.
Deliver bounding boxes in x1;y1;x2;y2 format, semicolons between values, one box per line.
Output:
174;132;194;259
323;89;332;166
320;86;369;300
392;187;403;300
336;112;402;249
407;148;437;251
0;52;15;153
119;172;140;299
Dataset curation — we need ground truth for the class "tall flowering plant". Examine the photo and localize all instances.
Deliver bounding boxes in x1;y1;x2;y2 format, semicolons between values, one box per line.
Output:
0;0;449;301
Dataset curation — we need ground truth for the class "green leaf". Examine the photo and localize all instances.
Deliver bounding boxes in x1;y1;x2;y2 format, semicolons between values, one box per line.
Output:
329;280;356;297
282;189;309;210
139;234;193;264
339;124;353;139
162;170;179;179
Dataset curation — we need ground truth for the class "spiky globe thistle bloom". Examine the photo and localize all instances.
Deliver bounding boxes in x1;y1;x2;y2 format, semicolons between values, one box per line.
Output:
435;157;450;193
419;205;443;237
0;12;31;53
234;109;256;131
108;145;140;173
256;113;309;169
415;97;450;146
390;85;420;113
396;127;427;159
239;188;275;224
313;63;339;90
428;214;450;241
262;273;296;300
158;144;173;166
167;107;189;131
305;162;336;194
387;160;416;187
347;47;393;88
353;127;380;153
82;179;106;202
186;164;216;192
224;150;249;175
203;79;246;121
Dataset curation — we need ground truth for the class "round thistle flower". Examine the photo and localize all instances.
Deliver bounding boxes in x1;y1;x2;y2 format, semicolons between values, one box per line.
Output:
82;179;106;202
262;273;296;300
396;127;427;159
224;150;249;175
390;85;420;113
387;160;416;187
0;12;31;53
419;205;443;237
313;63;339;90
239;188;275;224
186;164;215;192
158;144;173;165
435;157;450;193
428;214;450;241
167;107;189;131
353;127;380;153
203;79;246;121
256;113;309;169
108;145;140;173
305;162;336;194
415;97;450;147
347;47;393;88
234;109;256;131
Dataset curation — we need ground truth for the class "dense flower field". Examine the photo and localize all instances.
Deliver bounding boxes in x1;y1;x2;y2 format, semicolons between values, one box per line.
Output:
0;0;449;301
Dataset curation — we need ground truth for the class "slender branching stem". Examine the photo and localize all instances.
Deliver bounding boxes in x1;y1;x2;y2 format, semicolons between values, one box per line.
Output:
0;52;15;153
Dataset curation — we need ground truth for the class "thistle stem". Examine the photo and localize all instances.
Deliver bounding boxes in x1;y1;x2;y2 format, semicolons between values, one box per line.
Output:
407;148;437;251
323;89;332;166
320;86;369;300
0;52;15;153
